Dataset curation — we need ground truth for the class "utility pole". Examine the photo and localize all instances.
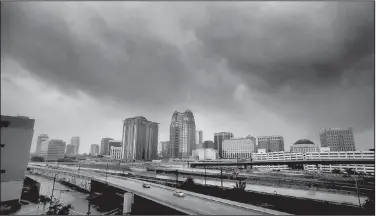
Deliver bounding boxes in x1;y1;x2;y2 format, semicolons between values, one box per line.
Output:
50;161;60;202
175;169;178;188
353;170;362;208
105;162;109;184
220;168;223;188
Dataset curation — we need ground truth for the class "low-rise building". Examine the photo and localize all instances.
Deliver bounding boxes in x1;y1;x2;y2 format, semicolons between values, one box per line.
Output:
40;139;66;161
290;139;318;154
192;148;218;160
222;135;257;159
252;151;304;171
110;146;122;160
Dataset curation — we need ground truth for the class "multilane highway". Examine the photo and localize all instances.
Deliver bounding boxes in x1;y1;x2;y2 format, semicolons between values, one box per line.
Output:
28;165;289;215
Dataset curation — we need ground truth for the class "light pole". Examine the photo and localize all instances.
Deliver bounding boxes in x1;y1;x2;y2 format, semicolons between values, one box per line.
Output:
204;165;207;186
220;168;223;188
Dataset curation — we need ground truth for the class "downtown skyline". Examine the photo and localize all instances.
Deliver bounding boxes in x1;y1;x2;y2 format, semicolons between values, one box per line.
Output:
2;2;374;154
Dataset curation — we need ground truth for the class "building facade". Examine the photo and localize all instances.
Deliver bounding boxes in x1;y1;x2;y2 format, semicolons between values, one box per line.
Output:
1;115;35;210
196;130;203;146
90;144;100;156
290;139;318;154
252;151;304;171
100;138;113;155
160;141;170;158
122;116;159;161
108;140;121;154
192;148;218;160
169;110;196;159
110;147;122;160
35;133;48;156
203;140;214;149
40;139;66;161
320;128;356;151
222;135;257;159
257;136;284;152
214;132;234;159
70;136;80;156
65;144;75;157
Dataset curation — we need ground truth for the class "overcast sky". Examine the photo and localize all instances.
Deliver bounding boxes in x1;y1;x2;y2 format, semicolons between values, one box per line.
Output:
2;2;374;154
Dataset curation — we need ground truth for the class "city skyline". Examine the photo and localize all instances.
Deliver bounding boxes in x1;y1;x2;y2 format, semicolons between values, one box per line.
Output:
2;2;374;154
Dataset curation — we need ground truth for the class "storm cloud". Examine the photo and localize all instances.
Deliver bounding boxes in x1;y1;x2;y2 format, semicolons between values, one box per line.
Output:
1;2;374;151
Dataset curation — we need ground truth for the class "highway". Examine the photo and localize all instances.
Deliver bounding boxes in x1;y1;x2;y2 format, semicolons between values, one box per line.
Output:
190;158;375;167
28;166;288;215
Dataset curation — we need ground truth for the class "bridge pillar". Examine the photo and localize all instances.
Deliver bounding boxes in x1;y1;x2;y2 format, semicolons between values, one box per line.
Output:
123;192;134;215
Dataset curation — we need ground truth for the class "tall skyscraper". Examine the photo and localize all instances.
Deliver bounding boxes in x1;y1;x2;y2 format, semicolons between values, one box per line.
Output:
122;116;159;161
257;136;284;152
70;136;80;156
40;139;66;161
320;128;356;151
100;138;113;155
195;130;203;147
90;144;100;156
170;110;196;159
35;133;48;156
214;132;234;158
65;144;75;157
1;115;35;210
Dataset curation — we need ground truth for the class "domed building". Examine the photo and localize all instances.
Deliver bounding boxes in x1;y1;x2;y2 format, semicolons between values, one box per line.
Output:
290;139;318;154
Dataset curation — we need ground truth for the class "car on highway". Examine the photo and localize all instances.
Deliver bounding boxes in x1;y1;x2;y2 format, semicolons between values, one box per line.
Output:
142;183;150;188
173;191;185;197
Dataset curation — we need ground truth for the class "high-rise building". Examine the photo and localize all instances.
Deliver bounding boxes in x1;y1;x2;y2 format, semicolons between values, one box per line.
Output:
160;141;170;158
203;140;214;149
108;140;121;155
257;136;284;152
1;115;35;212
214;132;234;158
222;135;257;159
70;136;80;156
169;110;196;159
35;133;48;156
195;130;203;147
100;138;113;155
320;128;356;151
122;116;159;161
90;144;100;156
40;139;66;161
65;144;75;157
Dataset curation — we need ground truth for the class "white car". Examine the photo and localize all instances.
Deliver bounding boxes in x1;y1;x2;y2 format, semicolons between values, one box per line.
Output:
173;191;185;197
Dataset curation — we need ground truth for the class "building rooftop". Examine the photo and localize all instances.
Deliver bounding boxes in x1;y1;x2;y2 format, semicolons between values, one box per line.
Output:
294;139;314;145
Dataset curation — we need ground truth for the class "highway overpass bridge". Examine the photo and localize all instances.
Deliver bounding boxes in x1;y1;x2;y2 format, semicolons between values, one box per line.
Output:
27;165;288;215
189;158;375;168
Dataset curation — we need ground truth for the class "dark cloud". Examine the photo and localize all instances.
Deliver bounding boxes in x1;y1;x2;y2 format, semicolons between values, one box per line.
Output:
192;2;374;133
194;2;374;92
1;2;374;148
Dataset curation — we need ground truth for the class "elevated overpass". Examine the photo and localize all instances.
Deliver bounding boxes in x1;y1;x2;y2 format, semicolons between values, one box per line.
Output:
189;158;375;168
27;165;288;215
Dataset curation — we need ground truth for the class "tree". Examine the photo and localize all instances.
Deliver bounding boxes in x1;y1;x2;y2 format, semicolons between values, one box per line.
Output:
45;198;73;215
363;189;375;214
331;169;341;174
233;180;246;191
182;177;195;189
38;195;51;213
